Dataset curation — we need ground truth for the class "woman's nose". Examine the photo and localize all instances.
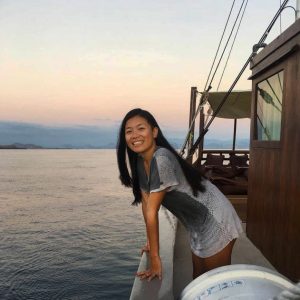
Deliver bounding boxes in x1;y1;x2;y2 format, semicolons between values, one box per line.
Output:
131;129;139;138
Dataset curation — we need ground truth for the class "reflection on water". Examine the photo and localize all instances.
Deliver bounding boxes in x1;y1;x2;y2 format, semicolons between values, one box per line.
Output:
0;150;144;300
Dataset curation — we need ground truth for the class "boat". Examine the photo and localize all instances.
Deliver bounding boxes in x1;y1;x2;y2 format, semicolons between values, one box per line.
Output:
130;1;300;299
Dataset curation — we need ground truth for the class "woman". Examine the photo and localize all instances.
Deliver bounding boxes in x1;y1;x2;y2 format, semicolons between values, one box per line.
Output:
117;108;243;281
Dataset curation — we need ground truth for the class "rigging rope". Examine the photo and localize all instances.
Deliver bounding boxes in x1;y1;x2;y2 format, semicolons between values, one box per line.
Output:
207;0;246;92
203;0;236;92
181;0;290;157
180;0;245;155
280;0;282;34
216;0;248;91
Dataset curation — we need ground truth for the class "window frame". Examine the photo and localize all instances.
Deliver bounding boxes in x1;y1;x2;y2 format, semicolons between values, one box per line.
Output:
252;63;286;149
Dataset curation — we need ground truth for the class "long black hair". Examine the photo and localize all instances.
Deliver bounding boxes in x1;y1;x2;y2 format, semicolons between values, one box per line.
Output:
117;108;205;205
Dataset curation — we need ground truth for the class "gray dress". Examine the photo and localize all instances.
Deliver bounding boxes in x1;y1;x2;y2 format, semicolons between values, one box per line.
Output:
137;147;243;258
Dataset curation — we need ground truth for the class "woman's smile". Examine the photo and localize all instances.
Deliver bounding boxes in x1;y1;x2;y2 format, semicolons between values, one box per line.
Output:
132;140;143;146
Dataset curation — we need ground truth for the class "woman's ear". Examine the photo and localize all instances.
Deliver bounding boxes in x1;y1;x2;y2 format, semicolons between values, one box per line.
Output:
153;127;158;138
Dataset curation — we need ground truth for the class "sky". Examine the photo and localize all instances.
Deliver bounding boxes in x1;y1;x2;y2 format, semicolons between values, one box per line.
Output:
0;0;297;145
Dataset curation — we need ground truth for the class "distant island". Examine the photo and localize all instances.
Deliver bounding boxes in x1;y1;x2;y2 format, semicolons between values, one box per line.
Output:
0;143;113;149
0;139;249;150
0;143;44;149
0;121;250;150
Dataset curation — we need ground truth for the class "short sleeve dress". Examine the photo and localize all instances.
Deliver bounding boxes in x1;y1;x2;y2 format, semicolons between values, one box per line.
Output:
137;147;243;258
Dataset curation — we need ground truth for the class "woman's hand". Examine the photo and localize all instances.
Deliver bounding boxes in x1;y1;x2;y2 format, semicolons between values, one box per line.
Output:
140;242;150;256
137;191;165;281
136;256;162;281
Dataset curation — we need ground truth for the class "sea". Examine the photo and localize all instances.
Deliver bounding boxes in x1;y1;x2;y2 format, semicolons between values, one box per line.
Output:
0;150;145;300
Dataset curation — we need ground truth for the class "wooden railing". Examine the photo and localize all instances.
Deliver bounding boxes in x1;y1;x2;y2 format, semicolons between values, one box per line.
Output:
197;149;249;165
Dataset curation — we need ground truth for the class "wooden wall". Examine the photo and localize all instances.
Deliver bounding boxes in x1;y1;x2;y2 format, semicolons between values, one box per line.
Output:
247;20;300;281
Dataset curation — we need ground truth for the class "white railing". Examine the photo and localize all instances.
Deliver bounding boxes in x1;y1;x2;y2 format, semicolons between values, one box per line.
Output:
130;207;177;300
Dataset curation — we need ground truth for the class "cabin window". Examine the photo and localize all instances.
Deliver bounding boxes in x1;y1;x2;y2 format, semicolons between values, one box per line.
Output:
256;71;283;141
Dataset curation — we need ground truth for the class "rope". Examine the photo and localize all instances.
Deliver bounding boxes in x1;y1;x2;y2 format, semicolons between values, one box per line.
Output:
280;0;282;34
187;0;290;158
216;0;248;91
179;90;210;156
206;0;246;91
180;0;242;156
203;0;236;92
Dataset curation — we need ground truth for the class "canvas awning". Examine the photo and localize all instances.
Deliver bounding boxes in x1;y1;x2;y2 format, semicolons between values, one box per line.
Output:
206;90;252;119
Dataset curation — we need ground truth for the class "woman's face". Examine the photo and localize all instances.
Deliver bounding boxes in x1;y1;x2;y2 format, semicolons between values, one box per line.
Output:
125;115;158;155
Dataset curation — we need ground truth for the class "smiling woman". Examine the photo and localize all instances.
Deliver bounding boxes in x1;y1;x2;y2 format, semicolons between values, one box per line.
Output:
116;108;243;284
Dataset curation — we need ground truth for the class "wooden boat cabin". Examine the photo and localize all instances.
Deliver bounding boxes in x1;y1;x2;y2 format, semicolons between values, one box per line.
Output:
247;18;300;282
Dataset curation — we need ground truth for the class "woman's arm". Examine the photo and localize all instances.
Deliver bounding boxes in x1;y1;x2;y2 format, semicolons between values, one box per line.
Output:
141;190;150;254
137;190;166;281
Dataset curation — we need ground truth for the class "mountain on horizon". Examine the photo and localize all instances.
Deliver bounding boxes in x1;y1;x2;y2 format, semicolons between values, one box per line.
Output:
0;121;249;149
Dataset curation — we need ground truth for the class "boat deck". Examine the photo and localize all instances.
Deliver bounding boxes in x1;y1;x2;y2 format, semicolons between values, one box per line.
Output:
173;221;276;299
130;197;277;300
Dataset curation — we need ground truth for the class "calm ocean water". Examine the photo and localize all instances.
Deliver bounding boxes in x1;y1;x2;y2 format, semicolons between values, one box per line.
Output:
0;150;145;300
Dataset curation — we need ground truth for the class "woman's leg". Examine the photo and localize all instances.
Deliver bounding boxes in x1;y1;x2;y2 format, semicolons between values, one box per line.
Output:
203;239;236;272
191;251;206;279
191;239;236;279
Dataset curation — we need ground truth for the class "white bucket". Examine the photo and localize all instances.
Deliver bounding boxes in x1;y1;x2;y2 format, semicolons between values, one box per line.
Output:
179;264;294;300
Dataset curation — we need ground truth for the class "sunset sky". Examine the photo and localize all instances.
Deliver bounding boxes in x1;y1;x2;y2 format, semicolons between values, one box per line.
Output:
0;0;296;141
